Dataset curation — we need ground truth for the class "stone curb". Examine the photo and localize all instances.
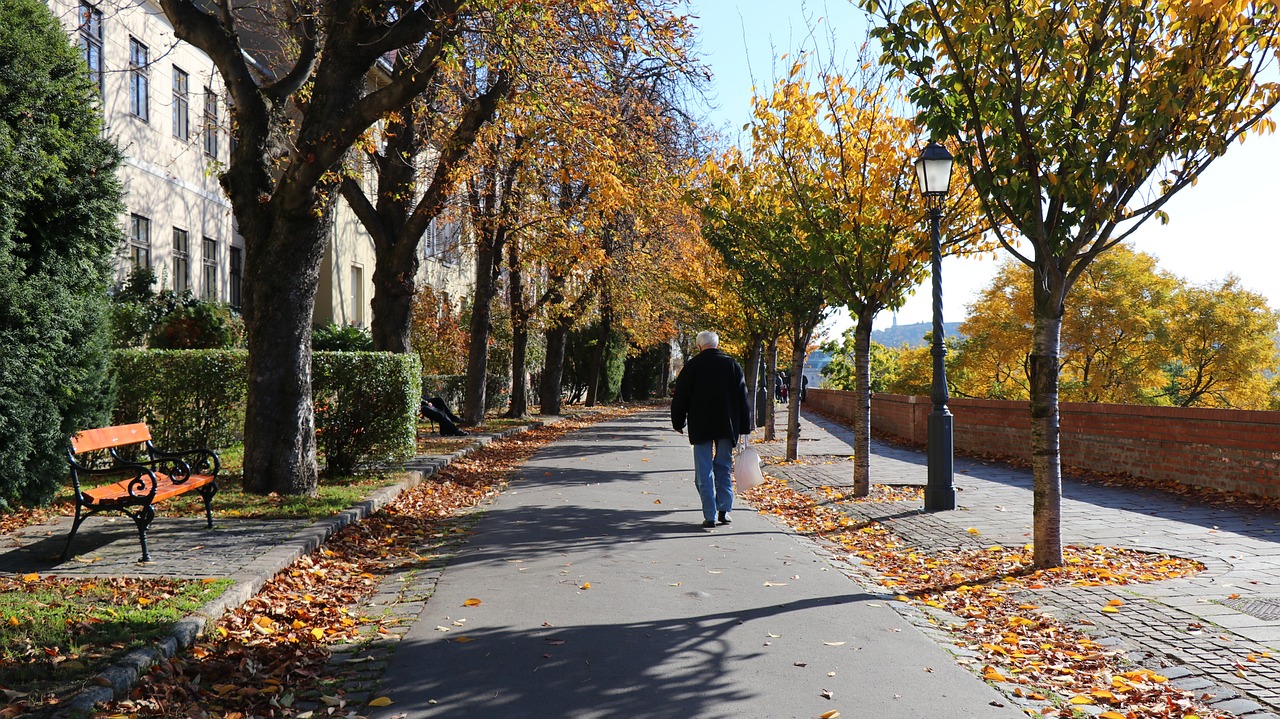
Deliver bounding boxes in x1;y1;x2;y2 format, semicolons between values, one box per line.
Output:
55;418;555;717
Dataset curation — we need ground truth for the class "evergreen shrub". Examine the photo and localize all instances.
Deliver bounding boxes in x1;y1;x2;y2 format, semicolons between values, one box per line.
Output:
111;350;248;450
0;0;123;508
313;352;421;475
312;322;374;352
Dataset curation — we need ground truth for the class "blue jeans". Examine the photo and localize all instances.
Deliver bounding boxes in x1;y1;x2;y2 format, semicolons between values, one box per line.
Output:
692;438;735;522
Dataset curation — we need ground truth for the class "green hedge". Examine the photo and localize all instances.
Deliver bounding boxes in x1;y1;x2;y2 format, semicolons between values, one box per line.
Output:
314;351;421;475
109;350;419;474
112;349;248;450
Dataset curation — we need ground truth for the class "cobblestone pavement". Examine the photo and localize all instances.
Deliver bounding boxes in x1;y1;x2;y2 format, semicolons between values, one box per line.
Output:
757;410;1280;718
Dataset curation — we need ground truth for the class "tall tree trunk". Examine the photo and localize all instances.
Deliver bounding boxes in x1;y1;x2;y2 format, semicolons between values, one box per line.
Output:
240;206;330;496
1030;272;1066;568
585;308;611;407
786;329;807;461
851;308;875;497
540;318;570;415
463;232;501;426
661;341;672;398
764;337;778;441
369;243;417;352
744;335;762;430
506;236;529;418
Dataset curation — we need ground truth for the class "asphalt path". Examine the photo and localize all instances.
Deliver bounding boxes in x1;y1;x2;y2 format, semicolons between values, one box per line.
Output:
370;410;1023;719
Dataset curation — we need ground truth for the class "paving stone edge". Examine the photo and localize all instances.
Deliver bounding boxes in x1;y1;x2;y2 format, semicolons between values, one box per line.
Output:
54;419;554;718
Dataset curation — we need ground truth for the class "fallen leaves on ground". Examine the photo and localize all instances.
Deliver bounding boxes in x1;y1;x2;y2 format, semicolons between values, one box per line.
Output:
742;477;1220;719
69;407;640;719
817;484;924;503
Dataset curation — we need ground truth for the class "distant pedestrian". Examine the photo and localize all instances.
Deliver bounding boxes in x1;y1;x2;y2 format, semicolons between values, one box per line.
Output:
800;374;809;403
672;331;752;529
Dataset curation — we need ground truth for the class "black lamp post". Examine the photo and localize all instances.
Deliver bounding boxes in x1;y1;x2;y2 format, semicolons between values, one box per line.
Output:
915;140;956;512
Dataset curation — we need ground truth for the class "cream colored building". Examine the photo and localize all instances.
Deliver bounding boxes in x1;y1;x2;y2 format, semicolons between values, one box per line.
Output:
49;0;239;304
52;0;475;325
314;201;473;328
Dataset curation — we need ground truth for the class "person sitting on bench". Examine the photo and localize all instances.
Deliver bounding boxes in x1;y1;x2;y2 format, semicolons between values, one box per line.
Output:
421;396;467;436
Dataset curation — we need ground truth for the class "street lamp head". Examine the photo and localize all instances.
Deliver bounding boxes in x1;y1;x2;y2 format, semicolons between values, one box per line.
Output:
915;140;955;200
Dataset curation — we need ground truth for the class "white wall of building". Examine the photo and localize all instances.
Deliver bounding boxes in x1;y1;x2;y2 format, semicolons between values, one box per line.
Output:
50;0;238;303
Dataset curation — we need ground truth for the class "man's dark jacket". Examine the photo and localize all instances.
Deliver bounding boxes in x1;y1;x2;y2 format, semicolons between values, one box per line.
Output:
671;348;752;445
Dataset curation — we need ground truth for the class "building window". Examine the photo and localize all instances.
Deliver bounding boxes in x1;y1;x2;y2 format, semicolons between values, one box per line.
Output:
172;228;190;293
422;218;439;259
129;214;150;269
202;237;217;301
172;67;189;140
440;220;461;266
129;38;149;121
229;246;242;309
203;88;218;158
78;3;103;96
351;265;364;326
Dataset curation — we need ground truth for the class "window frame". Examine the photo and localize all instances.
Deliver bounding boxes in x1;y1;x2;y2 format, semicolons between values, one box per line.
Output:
129;214;151;269
203;87;218;158
172;67;190;140
172;227;190;294
128;38;150;122
201;236;217;301
78;3;104;96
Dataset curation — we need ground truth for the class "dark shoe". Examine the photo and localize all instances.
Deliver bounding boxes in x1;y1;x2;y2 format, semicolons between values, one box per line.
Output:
701;520;717;529
718;512;732;525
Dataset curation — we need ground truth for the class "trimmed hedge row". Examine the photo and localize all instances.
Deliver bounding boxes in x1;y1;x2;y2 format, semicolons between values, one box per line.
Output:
110;350;420;474
314;352;421;475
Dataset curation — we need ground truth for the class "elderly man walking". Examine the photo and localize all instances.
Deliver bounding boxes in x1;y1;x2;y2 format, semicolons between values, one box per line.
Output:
671;331;753;529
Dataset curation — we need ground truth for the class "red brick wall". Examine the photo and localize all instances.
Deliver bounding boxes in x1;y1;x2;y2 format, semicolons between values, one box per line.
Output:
807;389;1280;499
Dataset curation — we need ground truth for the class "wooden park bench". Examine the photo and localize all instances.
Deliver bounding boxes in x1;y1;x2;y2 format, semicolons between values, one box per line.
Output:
64;423;220;562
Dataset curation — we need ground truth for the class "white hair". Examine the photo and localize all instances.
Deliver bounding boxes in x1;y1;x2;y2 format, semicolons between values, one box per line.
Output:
695;331;719;350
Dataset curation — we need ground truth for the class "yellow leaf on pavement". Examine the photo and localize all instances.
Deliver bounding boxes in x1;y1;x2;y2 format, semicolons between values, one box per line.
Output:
581;582;591;589
367;697;394;707
21;573;38;582
1099;713;1126;719
311;627;325;640
819;711;840;719
1106;599;1125;606
1100;606;1119;613
463;598;482;607
1069;696;1095;705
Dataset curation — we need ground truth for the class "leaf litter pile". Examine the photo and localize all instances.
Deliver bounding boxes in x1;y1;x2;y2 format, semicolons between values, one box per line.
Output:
20;408;637;719
742;477;1234;719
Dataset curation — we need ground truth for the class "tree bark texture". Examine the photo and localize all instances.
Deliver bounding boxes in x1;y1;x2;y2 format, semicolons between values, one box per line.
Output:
540;319;570;415
463;234;500;425
506;261;529;418
744;336;762;430
1030;271;1067;568
585;306;611;407
851;308;875;496
764;337;778;441
785;331;807;461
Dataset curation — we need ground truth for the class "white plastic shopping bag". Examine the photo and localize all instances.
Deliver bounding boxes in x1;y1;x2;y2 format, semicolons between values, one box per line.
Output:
733;446;764;490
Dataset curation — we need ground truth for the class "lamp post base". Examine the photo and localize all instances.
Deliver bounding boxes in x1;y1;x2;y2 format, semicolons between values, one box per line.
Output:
925;410;955;512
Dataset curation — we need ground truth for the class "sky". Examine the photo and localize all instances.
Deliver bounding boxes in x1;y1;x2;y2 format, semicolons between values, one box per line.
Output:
683;0;1280;339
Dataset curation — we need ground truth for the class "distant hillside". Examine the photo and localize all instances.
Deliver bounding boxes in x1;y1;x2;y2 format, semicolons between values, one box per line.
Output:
871;321;963;349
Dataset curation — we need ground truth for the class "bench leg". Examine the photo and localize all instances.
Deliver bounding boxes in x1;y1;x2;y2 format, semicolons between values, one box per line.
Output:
62;504;87;561
132;504;156;562
198;484;218;529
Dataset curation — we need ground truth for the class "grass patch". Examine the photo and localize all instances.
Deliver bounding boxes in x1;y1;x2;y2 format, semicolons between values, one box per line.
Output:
0;574;231;698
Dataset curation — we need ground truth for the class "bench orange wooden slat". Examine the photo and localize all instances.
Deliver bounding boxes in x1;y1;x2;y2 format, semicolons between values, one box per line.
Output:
72;423;152;454
83;473;216;505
